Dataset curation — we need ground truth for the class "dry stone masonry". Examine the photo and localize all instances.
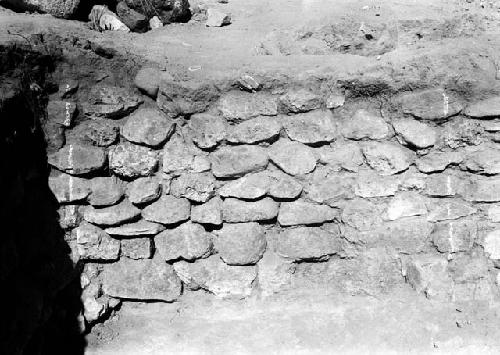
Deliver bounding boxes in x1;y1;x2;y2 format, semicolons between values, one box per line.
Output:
45;66;500;329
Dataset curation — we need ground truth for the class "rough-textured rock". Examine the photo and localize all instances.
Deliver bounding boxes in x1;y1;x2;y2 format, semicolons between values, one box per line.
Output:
122;108;175;147
219;172;269;199
461;177;500;202
425;174;462;197
0;0;80;19
192;155;211;173
162;135;195;174
155;222;212;261
58;79;79;98
124;0;191;24
362;142;414;175
484;230;500;260
191;197;223;225
257;251;294;296
227;116;281;144
105;220;165;237
157;80;218;117
88;177;124;207
48;144;107;175
83;85;142;119
47;100;76;127
464;146;500;174
464;96;500;118
189;113;227;149
49;173;90;203
415;151;464;173
211;145;268;178
206;8;231;27
354;170;399;197
142;195;190;225
170;172;215;203
127;177;162;205
58;205;82;229
397;88;463;120
102;256;182;301
214;222;266;265
405;255;453;300
121;238;152;259
441;117;483;148
109;143;158;178
341;199;383;231
488;205;500;222
427;201;477;222
218;170;302;200
73;222;120;261
173;256;257;298
149;15;163;29
83;200;141;226
279;89;322;113
342;109;390;140
392;119;437;148
431;219;477;253
325;93;345;109
269;140;317;176
222;198;279;222
267;170;303;199
363;217;433;253
318;141;364;172
278;200;338;226
116;1;148;32
89;5;130;32
133;67;165;98
385;192;427;221
67;119;119;147
305;172;354;206
283;110;337;144
218;92;278;121
277;226;341;261
237;74;261;92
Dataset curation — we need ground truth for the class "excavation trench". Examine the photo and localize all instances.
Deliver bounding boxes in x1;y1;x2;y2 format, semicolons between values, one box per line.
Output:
3;31;500;354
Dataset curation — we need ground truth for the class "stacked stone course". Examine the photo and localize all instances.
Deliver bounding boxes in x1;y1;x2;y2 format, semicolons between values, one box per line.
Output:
47;71;500;327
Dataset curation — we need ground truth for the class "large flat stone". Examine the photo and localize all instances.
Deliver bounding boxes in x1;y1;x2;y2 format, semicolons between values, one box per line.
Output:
464;96;500;118
362;142;414;175
431;219;477;253
66;119;119;147
173;255;257;298
218;91;278;121
269;139;317;176
341;199;383;231
127;177;162;205
157;81;218;117
83;85;142;119
392;119;437;149
83;200;141;226
155;222;212;261
48;144;106;175
189;113;227;149
227;116;281;144
354;170;399;197
191;197;223;225
415;151;464;173
385;192;427;221
102;256;182;301
222;198;279;222
109;143;158;178
277;226;341;261
405;255;454;301
462;177;500;202
219;172;270;199
464;145;500;175
342;109;390;140
305;171;354;206
278;88;322;113
214;222;266;265
210;146;268;178
318;141;365;172
73;222;120;261
88;177;125;207
162;135;196;175
49;173;90;203
142;195;191;225
397;88;463;120
122;108;175;147
278;200;338;226
121;238;153;260
104;220;165;237
283;110;337;144
427;201;477;222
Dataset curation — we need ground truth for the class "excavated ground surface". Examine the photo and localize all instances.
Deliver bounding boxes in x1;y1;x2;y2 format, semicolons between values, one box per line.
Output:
3;0;500;354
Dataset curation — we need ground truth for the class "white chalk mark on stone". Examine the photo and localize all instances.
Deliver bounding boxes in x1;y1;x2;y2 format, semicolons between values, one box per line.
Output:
442;92;449;118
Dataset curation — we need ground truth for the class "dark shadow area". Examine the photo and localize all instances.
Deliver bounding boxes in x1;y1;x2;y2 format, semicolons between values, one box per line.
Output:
0;44;85;355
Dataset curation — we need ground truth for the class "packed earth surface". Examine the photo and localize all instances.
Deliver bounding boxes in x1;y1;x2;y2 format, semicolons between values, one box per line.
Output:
3;0;500;354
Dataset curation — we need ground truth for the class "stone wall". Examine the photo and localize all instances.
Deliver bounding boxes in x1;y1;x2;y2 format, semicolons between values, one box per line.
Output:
47;65;500;327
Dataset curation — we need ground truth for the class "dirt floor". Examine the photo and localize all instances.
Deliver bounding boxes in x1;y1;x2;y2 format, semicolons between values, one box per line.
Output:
85;287;500;354
3;0;500;353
